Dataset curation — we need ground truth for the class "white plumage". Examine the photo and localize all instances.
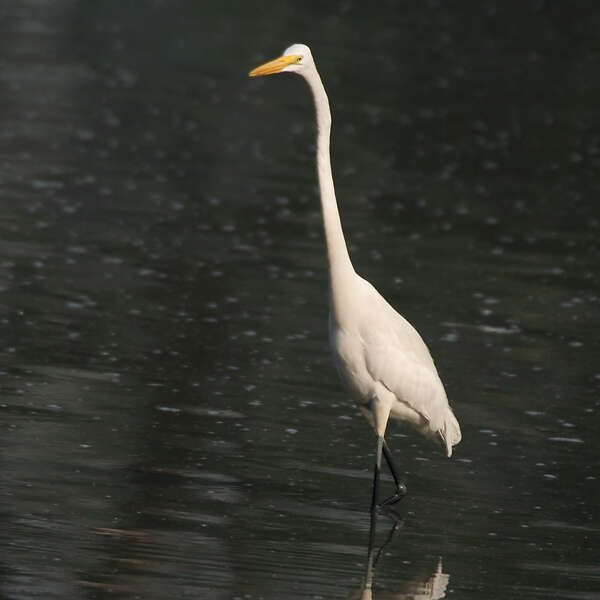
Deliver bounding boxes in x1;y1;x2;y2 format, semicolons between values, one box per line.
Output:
331;275;461;456
250;43;461;509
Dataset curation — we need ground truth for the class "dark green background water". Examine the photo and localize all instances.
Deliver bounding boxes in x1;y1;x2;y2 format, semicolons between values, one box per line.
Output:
1;1;599;598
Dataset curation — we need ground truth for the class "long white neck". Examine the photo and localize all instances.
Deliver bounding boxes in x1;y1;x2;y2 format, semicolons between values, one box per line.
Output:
303;66;355;313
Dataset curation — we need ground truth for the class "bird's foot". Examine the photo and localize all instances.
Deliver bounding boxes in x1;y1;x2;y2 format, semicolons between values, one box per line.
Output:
376;482;407;510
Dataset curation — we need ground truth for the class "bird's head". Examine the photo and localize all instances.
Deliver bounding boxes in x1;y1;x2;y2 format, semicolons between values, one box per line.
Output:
249;43;314;78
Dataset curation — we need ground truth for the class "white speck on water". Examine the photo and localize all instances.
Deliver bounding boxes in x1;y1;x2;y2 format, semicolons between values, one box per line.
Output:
479;324;520;335
440;332;458;342
66;302;84;310
32;179;64;190
67;246;87;254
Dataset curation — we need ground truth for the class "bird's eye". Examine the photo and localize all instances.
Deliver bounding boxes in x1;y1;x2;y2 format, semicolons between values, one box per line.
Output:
296;56;303;64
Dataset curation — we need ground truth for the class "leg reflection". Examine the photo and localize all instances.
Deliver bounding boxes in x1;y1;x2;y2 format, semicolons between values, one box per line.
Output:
361;510;404;599
346;511;450;600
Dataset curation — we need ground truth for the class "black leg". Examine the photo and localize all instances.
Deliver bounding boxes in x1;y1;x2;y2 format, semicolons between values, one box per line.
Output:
370;436;384;512
378;439;407;507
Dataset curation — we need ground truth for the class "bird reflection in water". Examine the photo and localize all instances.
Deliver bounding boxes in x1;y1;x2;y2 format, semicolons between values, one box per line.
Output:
345;513;449;600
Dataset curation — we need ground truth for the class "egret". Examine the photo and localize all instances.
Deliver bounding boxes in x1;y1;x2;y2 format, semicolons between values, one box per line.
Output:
249;44;461;510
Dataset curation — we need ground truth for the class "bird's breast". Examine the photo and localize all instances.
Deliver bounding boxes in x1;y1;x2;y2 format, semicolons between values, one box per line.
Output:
329;324;373;403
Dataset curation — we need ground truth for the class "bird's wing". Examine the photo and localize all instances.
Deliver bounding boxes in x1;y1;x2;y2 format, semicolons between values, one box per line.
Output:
358;280;448;431
363;333;447;430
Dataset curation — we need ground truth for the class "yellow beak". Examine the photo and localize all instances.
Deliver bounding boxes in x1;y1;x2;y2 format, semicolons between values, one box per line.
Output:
249;54;301;77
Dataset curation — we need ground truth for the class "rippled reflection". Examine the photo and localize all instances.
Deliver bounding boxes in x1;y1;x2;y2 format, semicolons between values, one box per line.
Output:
346;513;449;600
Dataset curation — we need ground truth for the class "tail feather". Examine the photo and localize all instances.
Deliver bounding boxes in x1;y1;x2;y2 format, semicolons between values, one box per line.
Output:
440;407;461;457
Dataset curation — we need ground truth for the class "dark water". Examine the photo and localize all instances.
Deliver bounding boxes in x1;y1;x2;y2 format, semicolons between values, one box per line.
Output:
1;2;599;598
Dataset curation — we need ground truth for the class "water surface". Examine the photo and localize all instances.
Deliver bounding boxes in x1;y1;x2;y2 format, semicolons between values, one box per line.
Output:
1;2;599;598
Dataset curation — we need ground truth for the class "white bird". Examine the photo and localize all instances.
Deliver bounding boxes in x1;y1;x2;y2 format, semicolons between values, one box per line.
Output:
249;44;461;510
